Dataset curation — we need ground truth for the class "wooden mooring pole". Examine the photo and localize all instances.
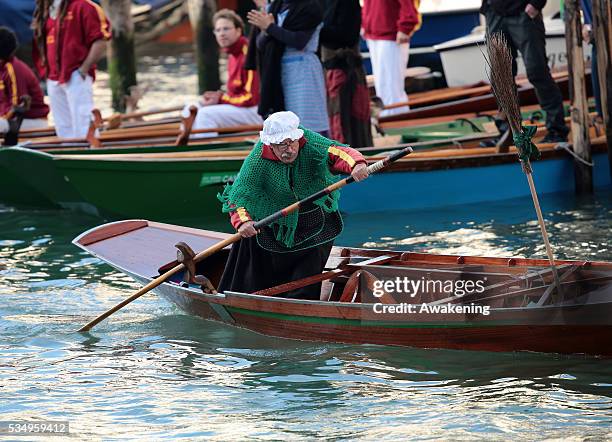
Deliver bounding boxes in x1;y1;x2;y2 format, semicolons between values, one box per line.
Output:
187;0;221;94
101;0;138;112
592;0;612;179
564;0;593;193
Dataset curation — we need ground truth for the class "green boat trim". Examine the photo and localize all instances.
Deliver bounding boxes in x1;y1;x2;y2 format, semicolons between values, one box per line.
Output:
226;306;517;328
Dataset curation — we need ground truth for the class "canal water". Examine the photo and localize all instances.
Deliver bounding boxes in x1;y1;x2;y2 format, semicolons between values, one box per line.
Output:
3;52;612;439
1;188;611;439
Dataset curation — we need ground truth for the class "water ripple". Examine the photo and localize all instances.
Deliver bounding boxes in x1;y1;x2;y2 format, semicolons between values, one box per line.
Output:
1;175;611;439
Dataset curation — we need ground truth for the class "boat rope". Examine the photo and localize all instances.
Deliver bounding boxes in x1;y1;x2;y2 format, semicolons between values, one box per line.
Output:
554;142;594;167
457;118;483;133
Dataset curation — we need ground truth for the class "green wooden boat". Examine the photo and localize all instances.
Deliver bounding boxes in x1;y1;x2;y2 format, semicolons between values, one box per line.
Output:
0;119;490;209
0;139;255;209
12;137;610;229
3;148;247;226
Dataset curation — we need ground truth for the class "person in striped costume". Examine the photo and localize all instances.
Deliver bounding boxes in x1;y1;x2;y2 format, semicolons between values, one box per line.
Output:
32;0;110;139
183;9;263;138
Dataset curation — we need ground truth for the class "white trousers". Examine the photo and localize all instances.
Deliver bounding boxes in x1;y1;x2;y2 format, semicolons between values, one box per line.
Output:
181;103;263;138
0;118;47;133
366;39;410;116
47;69;94;139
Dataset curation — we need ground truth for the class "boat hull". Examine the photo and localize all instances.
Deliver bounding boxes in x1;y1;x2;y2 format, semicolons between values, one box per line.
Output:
341;150;611;213
0;141;252;213
435;19;591;87
53;154;243;223
73;220;612;356
129;271;612;356
13;142;611;222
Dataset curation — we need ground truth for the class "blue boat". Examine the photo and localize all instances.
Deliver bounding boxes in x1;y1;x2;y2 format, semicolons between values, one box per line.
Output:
0;0;35;46
341;143;612;214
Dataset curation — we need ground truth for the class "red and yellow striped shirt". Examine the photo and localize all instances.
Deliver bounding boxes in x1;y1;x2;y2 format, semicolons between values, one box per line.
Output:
0;57;49;119
219;36;260;108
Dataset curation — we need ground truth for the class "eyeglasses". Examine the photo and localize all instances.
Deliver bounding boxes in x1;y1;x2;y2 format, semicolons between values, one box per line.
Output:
270;139;297;151
213;26;237;34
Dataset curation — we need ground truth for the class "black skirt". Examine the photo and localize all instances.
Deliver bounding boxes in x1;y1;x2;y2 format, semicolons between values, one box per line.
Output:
218;235;334;300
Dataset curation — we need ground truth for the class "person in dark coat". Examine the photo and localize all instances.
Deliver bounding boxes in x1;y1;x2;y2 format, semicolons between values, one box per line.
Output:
320;0;373;148
246;0;329;135
481;0;569;143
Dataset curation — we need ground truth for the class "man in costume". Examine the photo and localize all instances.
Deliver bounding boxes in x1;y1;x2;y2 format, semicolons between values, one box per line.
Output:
217;111;368;300
362;0;421;117
0;27;49;145
183;9;262;138
32;0;110;138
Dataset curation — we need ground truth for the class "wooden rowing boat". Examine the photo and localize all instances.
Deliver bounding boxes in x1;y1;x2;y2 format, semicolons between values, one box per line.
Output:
4;135;610;219
73;219;612;356
0;137;256;209
0;115;499;209
378;71;591;123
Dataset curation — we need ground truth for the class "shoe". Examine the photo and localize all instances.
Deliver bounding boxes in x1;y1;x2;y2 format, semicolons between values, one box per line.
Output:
2;118;22;146
494;117;509;134
479;139;498;147
541;130;568;144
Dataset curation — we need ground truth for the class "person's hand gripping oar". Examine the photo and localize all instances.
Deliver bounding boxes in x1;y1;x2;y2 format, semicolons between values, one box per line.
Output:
77;146;413;332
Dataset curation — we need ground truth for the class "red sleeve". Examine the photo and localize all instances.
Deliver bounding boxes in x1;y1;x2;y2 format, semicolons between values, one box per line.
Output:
228;204;253;230
79;1;112;46
398;0;421;36
328;145;367;175
24;65;46;111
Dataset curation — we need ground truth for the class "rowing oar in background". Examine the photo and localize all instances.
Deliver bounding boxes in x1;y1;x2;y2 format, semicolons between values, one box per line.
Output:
77;146;413;332
483;33;563;298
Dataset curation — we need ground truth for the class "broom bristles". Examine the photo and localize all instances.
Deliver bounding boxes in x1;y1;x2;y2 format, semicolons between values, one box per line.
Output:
482;33;523;135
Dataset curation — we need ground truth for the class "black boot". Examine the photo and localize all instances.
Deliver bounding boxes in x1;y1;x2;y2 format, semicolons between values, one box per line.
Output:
2;115;23;146
2;95;30;147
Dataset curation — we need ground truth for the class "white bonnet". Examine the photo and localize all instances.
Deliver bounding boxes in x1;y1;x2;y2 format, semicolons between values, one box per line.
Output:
260;111;304;145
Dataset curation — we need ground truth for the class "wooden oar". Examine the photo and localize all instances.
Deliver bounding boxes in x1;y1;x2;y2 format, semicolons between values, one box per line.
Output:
77;146;413;332
107;105;184;122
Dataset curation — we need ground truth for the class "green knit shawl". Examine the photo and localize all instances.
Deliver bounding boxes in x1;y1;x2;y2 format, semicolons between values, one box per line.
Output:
218;128;343;248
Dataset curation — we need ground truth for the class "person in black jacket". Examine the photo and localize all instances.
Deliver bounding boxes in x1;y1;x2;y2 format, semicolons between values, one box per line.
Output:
320;0;373;148
481;0;569;143
246;0;329;135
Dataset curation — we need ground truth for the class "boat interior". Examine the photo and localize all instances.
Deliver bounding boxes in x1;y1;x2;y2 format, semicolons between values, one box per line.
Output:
159;244;612;309
73;220;612;310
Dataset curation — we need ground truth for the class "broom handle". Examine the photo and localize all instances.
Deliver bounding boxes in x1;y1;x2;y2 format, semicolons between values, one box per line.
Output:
525;167;562;292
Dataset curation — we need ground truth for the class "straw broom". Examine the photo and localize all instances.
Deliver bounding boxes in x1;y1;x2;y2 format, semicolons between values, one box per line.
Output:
483;33;563;302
